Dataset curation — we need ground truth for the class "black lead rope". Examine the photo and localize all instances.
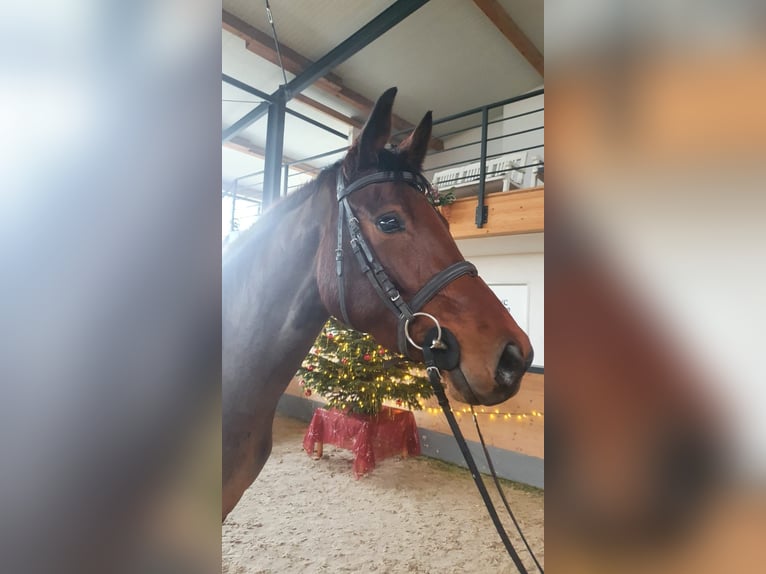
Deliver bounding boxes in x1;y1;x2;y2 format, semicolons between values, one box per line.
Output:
421;327;531;574
470;407;544;573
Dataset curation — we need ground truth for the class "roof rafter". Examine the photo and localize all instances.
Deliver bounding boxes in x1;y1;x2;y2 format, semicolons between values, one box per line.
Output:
222;10;344;95
293;93;364;130
472;0;543;77
224;136;320;176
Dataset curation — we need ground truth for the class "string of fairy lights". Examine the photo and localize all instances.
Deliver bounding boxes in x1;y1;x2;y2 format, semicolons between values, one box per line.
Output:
298;318;543;423
401;396;544;422
420;405;544;422
301;391;545;423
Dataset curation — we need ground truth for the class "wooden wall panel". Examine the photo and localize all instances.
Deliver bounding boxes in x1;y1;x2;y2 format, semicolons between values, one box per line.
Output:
443;187;544;239
285;371;544;460
411;371;543;459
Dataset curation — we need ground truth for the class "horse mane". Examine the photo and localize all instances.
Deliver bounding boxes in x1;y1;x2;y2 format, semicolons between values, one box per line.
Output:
223;165;337;264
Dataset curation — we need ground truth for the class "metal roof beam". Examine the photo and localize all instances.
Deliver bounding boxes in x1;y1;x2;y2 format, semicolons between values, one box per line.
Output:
222;11;442;149
282;0;430;99
222;0;430;142
223;74;347;139
222;73;273;102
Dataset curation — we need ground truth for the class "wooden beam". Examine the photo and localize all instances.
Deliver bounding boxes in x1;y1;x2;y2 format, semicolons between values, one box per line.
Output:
472;0;544;77
224;136;320;176
293;93;364;130
223;137;263;159
222;10;343;95
442;187;544;239
330;86;443;150
222;9;443;150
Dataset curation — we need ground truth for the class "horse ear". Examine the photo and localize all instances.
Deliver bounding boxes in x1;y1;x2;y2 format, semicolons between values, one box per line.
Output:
344;87;397;173
397;111;432;171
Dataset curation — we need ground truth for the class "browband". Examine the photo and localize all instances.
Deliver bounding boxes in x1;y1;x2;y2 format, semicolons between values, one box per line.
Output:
337;170;430;200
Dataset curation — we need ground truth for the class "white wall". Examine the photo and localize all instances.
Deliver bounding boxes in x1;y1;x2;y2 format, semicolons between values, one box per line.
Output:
457;234;544;367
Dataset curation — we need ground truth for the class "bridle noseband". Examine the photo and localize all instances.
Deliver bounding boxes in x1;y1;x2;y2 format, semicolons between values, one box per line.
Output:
334;169;477;357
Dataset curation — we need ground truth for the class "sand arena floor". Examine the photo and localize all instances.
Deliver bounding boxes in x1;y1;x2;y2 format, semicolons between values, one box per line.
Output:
223;415;544;573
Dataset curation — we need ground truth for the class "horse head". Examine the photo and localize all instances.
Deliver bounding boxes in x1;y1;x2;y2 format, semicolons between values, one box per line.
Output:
317;88;533;406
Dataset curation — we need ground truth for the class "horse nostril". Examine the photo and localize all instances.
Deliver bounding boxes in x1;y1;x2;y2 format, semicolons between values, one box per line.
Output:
502;343;523;364
495;344;525;390
497;344;533;373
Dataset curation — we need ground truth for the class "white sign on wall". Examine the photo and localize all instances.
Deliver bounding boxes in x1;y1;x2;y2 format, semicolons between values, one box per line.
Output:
488;284;529;334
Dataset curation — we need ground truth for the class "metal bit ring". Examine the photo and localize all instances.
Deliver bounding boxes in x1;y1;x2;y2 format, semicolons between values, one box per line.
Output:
404;312;443;351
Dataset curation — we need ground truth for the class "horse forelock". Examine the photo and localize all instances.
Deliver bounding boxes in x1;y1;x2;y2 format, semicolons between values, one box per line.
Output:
374;147;412;172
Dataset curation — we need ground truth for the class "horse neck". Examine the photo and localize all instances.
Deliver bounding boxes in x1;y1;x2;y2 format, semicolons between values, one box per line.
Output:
222;182;333;419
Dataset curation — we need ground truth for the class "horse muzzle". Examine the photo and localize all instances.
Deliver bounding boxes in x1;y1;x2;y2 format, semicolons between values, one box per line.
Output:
445;343;532;406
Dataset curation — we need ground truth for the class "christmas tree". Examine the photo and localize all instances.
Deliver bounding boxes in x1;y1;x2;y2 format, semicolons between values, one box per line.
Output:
296;318;433;416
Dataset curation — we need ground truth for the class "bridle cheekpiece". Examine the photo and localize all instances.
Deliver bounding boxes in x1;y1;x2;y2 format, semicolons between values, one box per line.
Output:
334;168;477;357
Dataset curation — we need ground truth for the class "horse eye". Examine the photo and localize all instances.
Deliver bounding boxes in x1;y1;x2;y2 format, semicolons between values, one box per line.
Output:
376;213;404;233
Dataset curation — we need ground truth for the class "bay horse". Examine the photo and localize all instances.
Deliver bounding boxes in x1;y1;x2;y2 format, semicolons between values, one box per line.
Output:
222;88;533;520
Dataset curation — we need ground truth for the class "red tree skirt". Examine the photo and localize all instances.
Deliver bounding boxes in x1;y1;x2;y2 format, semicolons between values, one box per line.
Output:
303;406;421;478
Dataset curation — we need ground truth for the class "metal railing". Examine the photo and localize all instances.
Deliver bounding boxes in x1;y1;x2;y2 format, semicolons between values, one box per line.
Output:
281;88;544;229
224;80;543;233
222;170;264;233
418;88;544;228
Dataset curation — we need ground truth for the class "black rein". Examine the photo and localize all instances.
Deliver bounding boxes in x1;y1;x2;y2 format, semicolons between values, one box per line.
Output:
333;168;541;573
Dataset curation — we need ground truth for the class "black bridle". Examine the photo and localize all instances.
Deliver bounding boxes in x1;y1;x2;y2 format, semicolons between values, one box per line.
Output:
334;167;542;573
335;169;477;357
